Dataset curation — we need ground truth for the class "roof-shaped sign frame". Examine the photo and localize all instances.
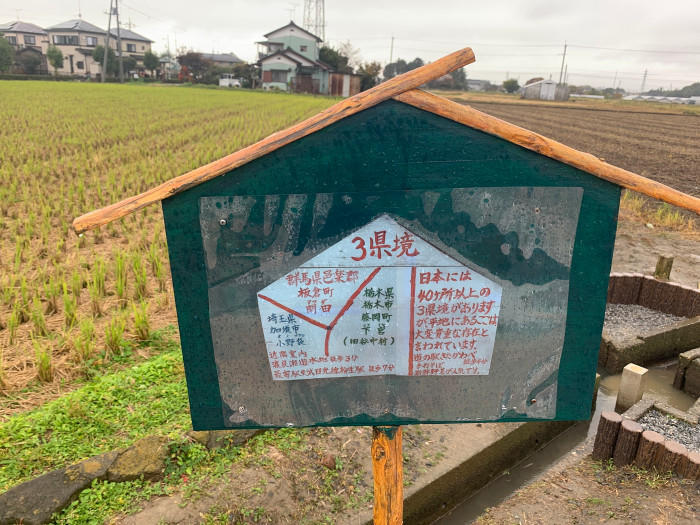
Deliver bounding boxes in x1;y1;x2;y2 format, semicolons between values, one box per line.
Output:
73;48;699;431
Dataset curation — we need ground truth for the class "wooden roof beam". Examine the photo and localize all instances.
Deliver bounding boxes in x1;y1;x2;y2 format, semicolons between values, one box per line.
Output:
394;89;700;215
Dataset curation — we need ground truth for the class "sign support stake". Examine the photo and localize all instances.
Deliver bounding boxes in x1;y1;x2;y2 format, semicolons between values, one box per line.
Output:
372;425;403;524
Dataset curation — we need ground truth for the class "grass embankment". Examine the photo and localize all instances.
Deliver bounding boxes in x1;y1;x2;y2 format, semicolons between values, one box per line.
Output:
0;332;187;492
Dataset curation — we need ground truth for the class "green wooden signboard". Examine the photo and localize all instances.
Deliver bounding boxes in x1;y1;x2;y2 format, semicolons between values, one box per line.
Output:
161;99;620;430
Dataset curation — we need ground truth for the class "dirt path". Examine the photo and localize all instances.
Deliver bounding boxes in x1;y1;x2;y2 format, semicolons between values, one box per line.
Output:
472;454;699;525
612;220;699;289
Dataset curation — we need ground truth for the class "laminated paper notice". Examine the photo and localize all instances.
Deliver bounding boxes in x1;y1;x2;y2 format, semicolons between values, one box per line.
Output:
257;216;502;380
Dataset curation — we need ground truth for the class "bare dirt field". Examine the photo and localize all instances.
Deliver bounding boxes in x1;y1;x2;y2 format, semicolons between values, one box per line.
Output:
456;100;700;198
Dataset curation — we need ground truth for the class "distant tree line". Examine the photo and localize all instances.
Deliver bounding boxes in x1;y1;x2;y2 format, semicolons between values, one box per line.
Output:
646;82;700;97
383;57;468;90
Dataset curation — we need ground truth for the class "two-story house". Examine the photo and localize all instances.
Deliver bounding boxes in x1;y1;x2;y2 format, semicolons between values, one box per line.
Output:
45;19;106;76
108;27;153;72
257;21;331;94
0;21;50;74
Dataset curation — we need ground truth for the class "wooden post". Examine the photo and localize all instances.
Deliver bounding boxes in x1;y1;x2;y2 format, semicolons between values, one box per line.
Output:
592;411;623;460
682;450;700;480
372;426;403;525
659;441;688;475
653;255;674;280
613;419;643;466
634;430;665;469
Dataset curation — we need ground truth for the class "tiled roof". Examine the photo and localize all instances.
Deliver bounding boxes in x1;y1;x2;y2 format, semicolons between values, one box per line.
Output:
46;19;105;34
0;21;47;35
201;52;242;64
108;28;153;43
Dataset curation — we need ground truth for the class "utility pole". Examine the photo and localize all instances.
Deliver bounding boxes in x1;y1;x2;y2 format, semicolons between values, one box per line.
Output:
102;0;113;83
558;41;567;85
563;64;568;85
389;36;394;65
115;0;124;82
640;69;647;94
612;71;617;89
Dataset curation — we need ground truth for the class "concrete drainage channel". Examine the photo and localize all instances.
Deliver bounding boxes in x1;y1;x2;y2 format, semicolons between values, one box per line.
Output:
423;272;700;524
1;274;698;524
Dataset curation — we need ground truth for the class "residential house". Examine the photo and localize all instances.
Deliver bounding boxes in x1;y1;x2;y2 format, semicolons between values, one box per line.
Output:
108;27;153;73
0;21;49;53
45;19;105;76
257;21;331;94
159;54;180;80
201;52;243;69
0;21;50;74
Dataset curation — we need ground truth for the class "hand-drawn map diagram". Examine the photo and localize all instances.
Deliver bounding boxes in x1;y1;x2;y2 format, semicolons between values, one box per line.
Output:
198;187;584;426
256;215;502;380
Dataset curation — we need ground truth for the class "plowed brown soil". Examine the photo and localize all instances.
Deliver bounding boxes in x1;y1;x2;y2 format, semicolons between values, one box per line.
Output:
461;101;700;198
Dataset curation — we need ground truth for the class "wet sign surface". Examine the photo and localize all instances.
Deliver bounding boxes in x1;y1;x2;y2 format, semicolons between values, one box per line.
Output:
196;186;586;427
256;215;502;380
162;99;620;430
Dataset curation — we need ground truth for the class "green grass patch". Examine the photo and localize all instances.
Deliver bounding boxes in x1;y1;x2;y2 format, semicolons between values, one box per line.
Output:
53;478;169;525
0;337;189;492
51;427;318;523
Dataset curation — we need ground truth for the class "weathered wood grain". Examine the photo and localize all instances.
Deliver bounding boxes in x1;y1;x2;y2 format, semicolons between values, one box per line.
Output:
372;426;403;525
653;255;674;280
592;411;623;460
613;419;643;466
71;48;475;234
659;440;688;475
634;430;665;469
682;450;700;480
394;89;700;215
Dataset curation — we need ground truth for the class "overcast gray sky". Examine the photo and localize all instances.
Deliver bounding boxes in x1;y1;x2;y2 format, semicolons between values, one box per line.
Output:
4;1;699;91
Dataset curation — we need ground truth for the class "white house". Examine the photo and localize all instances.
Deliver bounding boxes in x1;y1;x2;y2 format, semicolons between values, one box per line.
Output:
256;21;331;94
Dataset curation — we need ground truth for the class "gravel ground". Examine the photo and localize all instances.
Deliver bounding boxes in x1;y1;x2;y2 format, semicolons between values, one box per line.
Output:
637;409;700;453
604;303;687;340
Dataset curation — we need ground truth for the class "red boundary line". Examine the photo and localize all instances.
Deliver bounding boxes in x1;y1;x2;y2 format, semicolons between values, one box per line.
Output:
257;294;329;330
258;267;383;357
408;267;417;376
325;267;382;356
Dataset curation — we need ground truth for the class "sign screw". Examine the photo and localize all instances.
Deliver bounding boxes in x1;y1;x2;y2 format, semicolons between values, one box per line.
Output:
219;219;227;226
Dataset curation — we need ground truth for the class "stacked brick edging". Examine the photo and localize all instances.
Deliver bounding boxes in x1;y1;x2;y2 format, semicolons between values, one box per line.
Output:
606;273;700;317
592;397;699;480
598;273;700;373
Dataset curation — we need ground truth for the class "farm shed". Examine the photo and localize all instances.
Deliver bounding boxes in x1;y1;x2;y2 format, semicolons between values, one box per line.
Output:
74;48;700;430
329;72;361;97
522;79;569;101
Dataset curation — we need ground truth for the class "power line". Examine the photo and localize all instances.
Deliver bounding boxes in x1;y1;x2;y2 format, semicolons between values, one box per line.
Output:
568;44;700;55
120;2;163;22
332;36;700;55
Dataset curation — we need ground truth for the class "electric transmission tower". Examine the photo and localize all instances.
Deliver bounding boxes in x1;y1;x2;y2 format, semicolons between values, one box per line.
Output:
303;0;325;42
